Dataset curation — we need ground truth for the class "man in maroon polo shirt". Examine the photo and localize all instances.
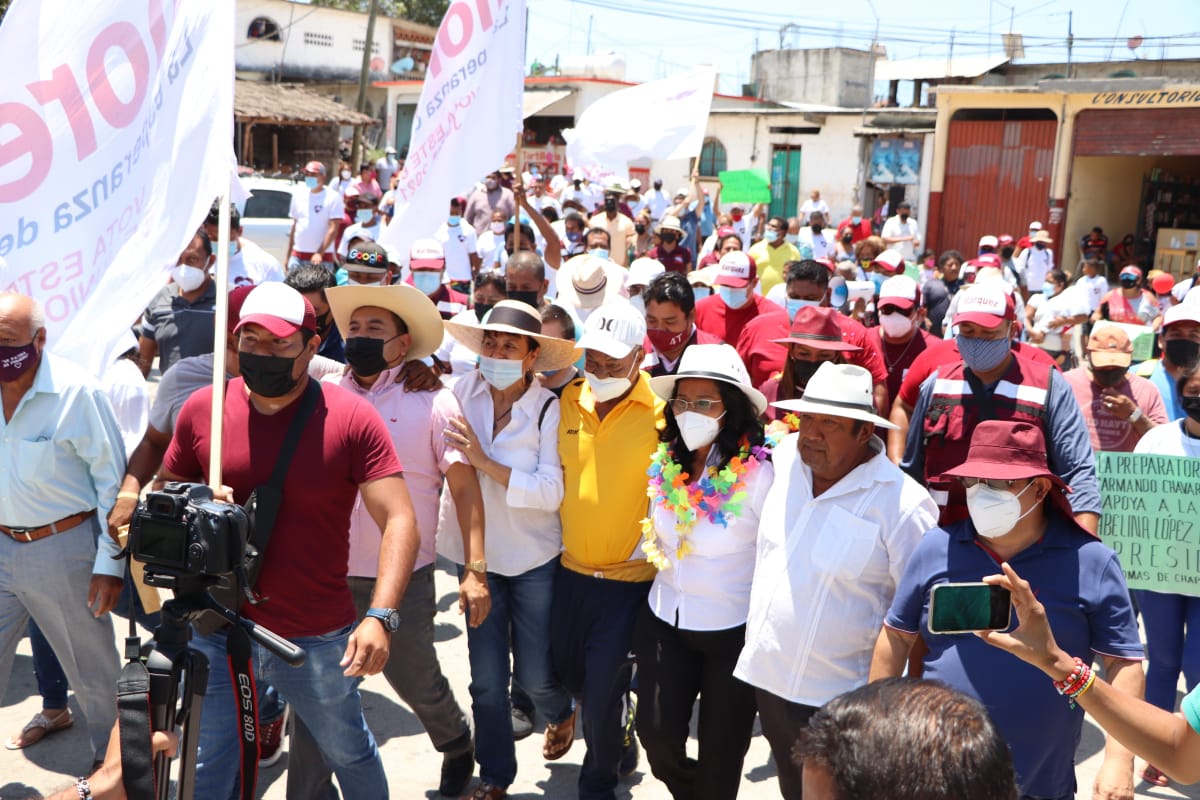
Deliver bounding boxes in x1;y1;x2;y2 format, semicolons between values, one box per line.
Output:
647;214;693;275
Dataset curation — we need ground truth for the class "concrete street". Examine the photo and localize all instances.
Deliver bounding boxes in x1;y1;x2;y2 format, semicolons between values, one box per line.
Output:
2;560;1199;799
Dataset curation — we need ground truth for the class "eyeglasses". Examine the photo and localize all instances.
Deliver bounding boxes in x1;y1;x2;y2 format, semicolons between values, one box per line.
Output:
958;477;1023;490
670;397;724;415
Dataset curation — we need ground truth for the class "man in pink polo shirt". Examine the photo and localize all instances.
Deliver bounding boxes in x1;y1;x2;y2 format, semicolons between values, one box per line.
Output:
286;281;489;799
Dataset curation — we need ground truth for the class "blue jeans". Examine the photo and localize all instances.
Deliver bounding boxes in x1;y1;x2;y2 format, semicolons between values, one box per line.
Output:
190;622;387;799
1136;589;1200;711
28;618;68;709
461;558;573;787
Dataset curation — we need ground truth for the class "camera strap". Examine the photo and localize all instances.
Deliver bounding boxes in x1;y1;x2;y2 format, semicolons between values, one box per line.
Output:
116;654;156;799
226;623;258;800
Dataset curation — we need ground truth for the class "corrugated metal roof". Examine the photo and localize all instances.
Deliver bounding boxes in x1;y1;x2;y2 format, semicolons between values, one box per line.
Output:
874;54;1009;82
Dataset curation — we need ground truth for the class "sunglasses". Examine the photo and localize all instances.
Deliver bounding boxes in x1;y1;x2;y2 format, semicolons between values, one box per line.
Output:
958;477;1026;490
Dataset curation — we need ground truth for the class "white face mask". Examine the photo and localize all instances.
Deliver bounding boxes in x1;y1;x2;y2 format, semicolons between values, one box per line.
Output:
171;264;207;292
966;481;1037;539
629;295;646;315
340;169;352;180
676;410;723;451
878;310;915;339
586;361;634;402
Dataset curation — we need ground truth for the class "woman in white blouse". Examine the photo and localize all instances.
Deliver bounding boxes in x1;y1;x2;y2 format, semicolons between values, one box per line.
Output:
635;343;774;800
1131;365;1200;787
438;300;581;800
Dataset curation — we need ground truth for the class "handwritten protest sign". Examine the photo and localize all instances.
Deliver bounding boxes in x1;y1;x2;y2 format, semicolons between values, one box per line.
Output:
1097;451;1200;595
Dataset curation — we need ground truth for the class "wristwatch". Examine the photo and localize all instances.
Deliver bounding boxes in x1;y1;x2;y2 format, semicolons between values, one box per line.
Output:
1128;406;1143;423
365;607;401;633
465;559;488;574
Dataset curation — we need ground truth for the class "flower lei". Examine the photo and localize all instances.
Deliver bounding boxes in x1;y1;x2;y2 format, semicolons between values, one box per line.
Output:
763;412;800;448
640;438;770;570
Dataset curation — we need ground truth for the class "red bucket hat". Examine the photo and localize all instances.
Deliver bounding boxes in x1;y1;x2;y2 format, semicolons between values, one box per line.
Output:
771;306;861;352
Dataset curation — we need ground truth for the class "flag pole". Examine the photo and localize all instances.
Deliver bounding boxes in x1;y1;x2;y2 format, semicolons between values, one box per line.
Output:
208;183;232;493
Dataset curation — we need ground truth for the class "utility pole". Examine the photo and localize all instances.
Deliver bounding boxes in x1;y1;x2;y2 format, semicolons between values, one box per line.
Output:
351;0;380;171
586;14;593;57
1066;11;1074;78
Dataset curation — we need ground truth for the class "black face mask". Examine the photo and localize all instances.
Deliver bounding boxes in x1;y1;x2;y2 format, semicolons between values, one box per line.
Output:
316;311;333;335
1091;366;1127;388
507;289;539;308
1165;339;1200;370
661;233;677;245
604;197;617;212
239;351;301;397
1183;395;1200;424
1119;278;1138;289
474;303;494;322
344;336;398;377
812;224;823;233
791;358;822;390
635;223;646;234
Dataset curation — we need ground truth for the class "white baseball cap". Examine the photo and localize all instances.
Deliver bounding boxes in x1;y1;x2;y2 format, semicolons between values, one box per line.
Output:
878;275;920;310
410;238;445;270
953;281;1014;328
576;301;647;358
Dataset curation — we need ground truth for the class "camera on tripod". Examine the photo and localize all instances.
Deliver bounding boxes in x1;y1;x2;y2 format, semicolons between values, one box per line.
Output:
128;482;250;582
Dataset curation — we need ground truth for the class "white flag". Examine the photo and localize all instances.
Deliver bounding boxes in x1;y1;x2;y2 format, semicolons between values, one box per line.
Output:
0;0;235;374
563;68;716;177
379;0;526;264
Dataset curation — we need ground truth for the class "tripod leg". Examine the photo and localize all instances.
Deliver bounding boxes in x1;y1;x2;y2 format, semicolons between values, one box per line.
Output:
172;650;209;800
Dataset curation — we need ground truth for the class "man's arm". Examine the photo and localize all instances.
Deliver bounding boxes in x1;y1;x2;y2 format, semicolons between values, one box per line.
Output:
136;335;157;378
888;398;913;465
107;425;174;541
444;462;489;627
286;219;296;260
515;180;562;269
341;474;419;677
1044;369;1101;533
320;217;339;257
869;626;917;681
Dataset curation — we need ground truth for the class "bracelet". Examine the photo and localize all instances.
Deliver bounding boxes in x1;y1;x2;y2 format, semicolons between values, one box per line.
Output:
1053;656;1094;708
1128;406;1143;423
116;491;141;501
76;777;92;799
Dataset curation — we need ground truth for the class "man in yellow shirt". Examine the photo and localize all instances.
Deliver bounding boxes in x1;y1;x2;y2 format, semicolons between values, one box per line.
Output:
556;301;664;798
748;215;802;296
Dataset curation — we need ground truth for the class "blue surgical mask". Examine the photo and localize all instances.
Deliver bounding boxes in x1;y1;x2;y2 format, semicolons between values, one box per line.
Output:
718;286;749;309
304;175;320;190
786;297;820;321
851;215;862;225
589;248;610;261
956;334;1012;374
869;272;888;294
356;208;374;224
479;355;525;390
228;241;238;258
785;233;799;246
692;286;712;300
1042;283;1056;297
448;215;462;226
412;271;442;295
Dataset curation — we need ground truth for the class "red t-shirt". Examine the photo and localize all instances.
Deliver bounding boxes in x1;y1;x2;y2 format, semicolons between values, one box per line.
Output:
836;217;873;244
734;309;888;391
866;326;938;409
163;378;403;638
896;339;1060;409
694;293;776;350
647;244;694;275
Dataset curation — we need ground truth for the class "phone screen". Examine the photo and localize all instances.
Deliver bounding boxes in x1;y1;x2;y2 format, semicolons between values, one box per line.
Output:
929;583;1012;634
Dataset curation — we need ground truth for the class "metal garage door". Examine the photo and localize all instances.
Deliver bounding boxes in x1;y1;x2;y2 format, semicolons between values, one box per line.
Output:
1074;108;1200;156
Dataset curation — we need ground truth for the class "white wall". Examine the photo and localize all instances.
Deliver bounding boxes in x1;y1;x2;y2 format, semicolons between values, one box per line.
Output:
238;0;392;81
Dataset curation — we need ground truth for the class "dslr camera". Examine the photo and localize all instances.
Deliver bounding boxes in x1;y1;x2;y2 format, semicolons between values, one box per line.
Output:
128;482;249;581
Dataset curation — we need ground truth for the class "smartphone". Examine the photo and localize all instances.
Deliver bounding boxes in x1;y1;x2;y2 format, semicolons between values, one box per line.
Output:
928;582;1012;634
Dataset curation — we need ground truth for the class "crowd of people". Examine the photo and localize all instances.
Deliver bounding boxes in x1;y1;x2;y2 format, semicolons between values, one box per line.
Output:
4;158;1200;800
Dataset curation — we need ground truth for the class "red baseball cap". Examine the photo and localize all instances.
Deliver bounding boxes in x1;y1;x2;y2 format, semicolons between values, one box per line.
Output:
234;283;317;338
872;249;905;275
714;251;757;289
226;285;256;335
877;275;920;311
302;160;326;176
953;282;1015;328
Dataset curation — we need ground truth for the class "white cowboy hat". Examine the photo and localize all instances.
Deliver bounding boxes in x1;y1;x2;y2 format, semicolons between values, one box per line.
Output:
443;300;580;371
650;343;767;416
772;362;897;429
556;253;627;310
657;214;685;234
326;284;445;362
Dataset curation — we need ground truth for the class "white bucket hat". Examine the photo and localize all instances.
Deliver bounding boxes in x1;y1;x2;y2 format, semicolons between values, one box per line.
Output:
649;344;767;416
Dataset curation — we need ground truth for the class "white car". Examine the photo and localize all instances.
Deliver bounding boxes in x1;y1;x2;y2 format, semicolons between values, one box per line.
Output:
237;176;300;264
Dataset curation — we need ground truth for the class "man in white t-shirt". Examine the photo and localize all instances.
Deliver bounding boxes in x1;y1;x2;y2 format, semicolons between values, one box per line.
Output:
436;197;481;291
288;160;344;268
1077;258;1110;314
337;193;385;259
642;179;671;223
796;211;835;260
374;146;400;189
880;201;922;261
528;178;562;217
1014;230;1056;295
202;207;283;286
798;189;831;225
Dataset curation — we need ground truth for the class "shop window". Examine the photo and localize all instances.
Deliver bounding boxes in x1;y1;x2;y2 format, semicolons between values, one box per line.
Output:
697;138;727;178
247;17;281;41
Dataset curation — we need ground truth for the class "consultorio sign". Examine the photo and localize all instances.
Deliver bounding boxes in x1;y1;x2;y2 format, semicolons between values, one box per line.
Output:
1090;88;1200;107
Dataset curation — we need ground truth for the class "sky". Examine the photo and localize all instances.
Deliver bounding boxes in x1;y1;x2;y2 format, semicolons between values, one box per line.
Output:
523;0;1200;95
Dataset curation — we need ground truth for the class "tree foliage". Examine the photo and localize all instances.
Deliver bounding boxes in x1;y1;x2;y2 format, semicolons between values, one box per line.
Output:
310;0;449;28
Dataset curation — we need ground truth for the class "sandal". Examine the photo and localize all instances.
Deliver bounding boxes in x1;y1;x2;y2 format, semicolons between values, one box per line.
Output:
5;709;73;750
543;707;576;761
1141;764;1170;787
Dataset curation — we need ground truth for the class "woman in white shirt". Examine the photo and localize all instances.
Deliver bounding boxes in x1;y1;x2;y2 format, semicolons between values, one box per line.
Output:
635;344;774;800
1026;269;1089;368
439;300;581;800
1131;366;1200;787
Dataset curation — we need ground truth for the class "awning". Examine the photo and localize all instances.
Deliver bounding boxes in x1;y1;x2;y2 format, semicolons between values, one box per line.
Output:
523;89;573;118
854;127;935;137
874;54;1009;82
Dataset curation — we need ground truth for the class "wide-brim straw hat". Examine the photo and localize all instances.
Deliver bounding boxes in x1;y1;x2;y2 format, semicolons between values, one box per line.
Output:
443;300;580;371
326;284;445;362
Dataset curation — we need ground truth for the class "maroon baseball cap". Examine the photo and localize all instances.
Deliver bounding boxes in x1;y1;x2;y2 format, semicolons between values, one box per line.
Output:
226;285;256;335
234;283;317;338
771;306;862;351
